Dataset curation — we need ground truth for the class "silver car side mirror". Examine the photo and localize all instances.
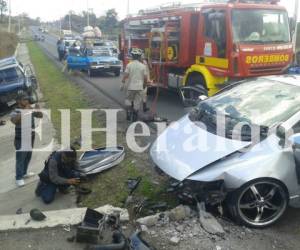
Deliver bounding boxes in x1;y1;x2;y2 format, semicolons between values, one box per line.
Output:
289;133;300;184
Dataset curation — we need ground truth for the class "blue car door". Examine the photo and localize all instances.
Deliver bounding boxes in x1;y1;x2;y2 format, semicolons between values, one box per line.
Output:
67;49;88;70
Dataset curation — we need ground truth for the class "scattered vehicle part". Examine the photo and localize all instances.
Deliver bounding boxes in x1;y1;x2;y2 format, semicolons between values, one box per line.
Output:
76;209;105;244
62;224;71;232
25;219;31;225
76;147;125;175
0;57;38;106
76;186;92;195
138;112;168;123
129;232;155;250
148;202;168;212
151;75;300;228
67;236;76;242
127;177;142;194
16;208;22;214
29;208;47;221
197;202;225;237
87;231;128;250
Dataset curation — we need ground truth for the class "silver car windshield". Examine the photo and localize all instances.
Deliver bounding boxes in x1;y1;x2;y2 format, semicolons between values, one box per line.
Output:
200;79;300;128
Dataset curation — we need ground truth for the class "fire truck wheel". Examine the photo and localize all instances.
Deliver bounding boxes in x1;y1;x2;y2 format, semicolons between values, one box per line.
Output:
186;73;208;97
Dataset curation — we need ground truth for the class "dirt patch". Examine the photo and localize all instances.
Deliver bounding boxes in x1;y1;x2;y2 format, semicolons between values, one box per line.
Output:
0;31;18;59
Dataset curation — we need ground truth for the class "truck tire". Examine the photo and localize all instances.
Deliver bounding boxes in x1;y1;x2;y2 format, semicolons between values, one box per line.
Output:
186;72;208;97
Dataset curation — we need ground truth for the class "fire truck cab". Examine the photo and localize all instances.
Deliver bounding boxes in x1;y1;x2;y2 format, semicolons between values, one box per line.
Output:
120;0;293;105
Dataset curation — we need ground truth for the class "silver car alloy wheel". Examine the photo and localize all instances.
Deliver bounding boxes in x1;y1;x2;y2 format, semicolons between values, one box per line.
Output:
237;180;288;227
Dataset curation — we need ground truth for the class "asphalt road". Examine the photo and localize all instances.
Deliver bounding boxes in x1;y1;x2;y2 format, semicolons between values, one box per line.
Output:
31;27;186;122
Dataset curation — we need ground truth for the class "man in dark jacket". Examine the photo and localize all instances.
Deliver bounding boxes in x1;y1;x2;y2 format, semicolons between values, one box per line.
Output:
57;38;66;61
35;148;81;204
10;93;43;187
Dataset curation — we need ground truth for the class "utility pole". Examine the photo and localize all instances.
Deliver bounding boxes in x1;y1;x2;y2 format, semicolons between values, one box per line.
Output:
294;0;299;63
8;0;11;32
127;0;130;16
69;11;72;31
59;17;62;36
87;0;89;26
18;15;21;34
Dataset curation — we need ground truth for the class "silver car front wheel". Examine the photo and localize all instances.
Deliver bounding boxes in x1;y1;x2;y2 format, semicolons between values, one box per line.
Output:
229;179;288;228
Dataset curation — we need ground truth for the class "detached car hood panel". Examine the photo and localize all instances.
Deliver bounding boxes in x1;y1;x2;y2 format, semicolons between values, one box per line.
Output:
150;116;252;181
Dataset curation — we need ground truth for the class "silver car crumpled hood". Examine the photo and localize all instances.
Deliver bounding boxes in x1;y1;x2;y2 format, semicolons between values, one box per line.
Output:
150;115;252;181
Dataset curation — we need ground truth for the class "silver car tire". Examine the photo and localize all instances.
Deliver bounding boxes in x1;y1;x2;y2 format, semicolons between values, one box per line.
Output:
228;178;288;228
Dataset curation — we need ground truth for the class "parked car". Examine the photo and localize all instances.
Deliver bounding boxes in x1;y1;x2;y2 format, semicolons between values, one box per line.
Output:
67;47;122;77
0;57;38;106
34;34;45;42
63;36;77;54
151;75;300;228
92;40;119;57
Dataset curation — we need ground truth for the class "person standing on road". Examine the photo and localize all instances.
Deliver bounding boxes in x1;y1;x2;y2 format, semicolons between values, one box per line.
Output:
57;38;66;62
121;48;148;122
140;55;152;112
35;148;81;204
10;93;43;187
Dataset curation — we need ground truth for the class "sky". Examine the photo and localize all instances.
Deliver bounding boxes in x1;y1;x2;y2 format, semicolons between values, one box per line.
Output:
9;0;296;21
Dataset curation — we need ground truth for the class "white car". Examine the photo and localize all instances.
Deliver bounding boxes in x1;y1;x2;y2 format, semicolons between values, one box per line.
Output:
151;75;300;228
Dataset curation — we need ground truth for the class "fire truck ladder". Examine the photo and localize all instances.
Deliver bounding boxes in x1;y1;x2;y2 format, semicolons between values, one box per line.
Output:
148;31;165;115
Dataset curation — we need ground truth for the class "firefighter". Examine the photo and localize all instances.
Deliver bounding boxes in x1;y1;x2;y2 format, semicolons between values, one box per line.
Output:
121;48;148;122
140;55;152;112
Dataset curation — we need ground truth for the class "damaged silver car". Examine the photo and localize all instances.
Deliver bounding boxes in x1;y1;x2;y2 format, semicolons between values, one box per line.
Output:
151;75;300;228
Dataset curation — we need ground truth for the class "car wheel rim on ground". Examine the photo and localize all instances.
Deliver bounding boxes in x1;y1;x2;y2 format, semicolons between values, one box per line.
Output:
237;181;288;227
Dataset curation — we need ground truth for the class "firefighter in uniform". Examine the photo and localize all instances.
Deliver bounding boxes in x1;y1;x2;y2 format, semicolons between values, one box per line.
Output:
140;55;152;112
122;48;148;122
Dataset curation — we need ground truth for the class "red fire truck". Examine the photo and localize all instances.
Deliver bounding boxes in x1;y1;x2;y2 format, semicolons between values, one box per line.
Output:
120;0;293;104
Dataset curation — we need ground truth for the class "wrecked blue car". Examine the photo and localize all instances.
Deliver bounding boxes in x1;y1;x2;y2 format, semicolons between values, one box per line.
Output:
67;47;122;77
0;57;38;106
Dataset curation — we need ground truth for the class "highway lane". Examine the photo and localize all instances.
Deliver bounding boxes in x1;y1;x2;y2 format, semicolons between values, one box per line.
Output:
31;27;186;122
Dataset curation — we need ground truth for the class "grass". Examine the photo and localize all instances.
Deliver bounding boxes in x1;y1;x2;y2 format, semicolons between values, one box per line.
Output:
27;41;177;213
27;42;91;143
0;31;18;59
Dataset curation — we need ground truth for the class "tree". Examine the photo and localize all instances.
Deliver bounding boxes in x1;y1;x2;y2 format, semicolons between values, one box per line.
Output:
0;0;7;23
105;9;118;30
98;9;119;33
